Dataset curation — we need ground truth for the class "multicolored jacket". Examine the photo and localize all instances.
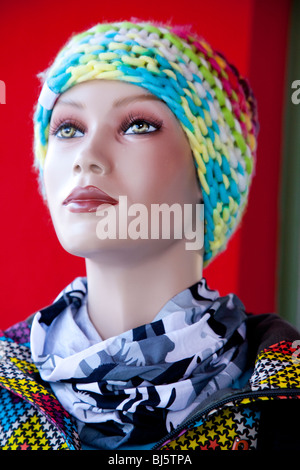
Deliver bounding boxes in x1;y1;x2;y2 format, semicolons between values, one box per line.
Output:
0;313;299;451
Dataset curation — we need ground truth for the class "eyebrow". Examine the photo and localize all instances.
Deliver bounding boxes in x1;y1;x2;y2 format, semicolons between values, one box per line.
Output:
55;98;85;109
113;94;163;107
55;93;162;109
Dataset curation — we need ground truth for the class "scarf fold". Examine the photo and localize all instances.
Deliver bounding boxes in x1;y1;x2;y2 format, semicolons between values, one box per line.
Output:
30;277;248;450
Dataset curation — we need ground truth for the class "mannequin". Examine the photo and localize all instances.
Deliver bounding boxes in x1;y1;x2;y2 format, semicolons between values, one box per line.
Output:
44;79;204;339
0;21;299;451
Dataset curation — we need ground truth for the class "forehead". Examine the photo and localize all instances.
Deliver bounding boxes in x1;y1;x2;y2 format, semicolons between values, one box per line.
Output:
53;79;163;111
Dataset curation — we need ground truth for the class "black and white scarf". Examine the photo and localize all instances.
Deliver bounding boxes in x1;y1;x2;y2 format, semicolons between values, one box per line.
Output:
30;277;248;449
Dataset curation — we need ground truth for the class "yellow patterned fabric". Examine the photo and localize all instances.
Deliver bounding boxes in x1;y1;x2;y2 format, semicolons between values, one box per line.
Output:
0;322;299;451
249;341;300;390
0;323;80;450
157;342;300;451
160;404;261;450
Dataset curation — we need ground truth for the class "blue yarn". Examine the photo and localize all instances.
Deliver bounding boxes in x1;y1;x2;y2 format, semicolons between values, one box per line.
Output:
192;73;203;85
114;49;130;57
219;183;230;204
77;36;93;45
174;70;189;89
203;191;214;216
166;75;185;96
229;179;239;199
237;161;245;175
105;31;118;38
97;37;115;47
203;250;212;262
205;160;214;186
118;65;141;76
205;89;214;102
200;97;210;111
142;82;168;97
212;120;220;135
35;104;43;124
207;127;215;143
52;53;84;79
209;187;218;208
48;72;72;94
93;49;107;56
39;109;52;146
185;94;198;116
196;105;205;120
155;53;172;70
165;101;194;131
154;77;182;103
135;67;163;84
213;160;224;183
124;39;142;47
221;155;231;176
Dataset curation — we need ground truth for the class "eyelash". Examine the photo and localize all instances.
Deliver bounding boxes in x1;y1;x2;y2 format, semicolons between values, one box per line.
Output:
49;117;86;138
49;113;163;139
119;113;163;134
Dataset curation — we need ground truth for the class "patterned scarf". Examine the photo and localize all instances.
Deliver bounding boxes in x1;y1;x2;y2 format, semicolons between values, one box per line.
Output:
30;277;248;450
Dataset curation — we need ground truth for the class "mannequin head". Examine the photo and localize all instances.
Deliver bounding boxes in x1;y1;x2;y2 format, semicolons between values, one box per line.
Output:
44;79;203;261
34;21;258;265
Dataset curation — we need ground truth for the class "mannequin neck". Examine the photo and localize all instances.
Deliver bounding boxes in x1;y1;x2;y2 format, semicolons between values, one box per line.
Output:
85;241;203;340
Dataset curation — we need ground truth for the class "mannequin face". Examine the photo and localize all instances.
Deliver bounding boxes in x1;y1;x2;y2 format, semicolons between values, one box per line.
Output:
44;80;202;260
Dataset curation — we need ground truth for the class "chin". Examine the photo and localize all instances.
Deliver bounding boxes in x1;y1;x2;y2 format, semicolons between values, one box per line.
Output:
58;237;176;265
58;236;135;260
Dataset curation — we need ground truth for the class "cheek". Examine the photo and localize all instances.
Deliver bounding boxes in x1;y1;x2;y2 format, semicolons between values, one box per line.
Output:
117;135;197;205
43;144;71;203
140;135;197;202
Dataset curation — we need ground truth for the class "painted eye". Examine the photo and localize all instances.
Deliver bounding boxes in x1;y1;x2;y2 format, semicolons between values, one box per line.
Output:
125;120;157;135
57;124;84;139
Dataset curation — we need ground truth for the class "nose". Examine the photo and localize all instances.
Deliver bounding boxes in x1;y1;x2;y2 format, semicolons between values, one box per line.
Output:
73;131;112;176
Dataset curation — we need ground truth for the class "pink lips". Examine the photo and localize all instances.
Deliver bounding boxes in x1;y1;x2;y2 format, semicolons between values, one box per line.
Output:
63;185;118;213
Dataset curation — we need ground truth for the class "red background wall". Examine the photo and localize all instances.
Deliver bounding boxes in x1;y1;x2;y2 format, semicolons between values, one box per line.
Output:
0;0;291;329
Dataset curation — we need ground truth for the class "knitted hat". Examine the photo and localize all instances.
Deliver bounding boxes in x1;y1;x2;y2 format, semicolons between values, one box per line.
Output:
34;21;258;265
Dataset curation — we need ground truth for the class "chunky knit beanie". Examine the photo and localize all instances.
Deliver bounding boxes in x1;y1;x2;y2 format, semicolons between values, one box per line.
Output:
34;21;258;265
